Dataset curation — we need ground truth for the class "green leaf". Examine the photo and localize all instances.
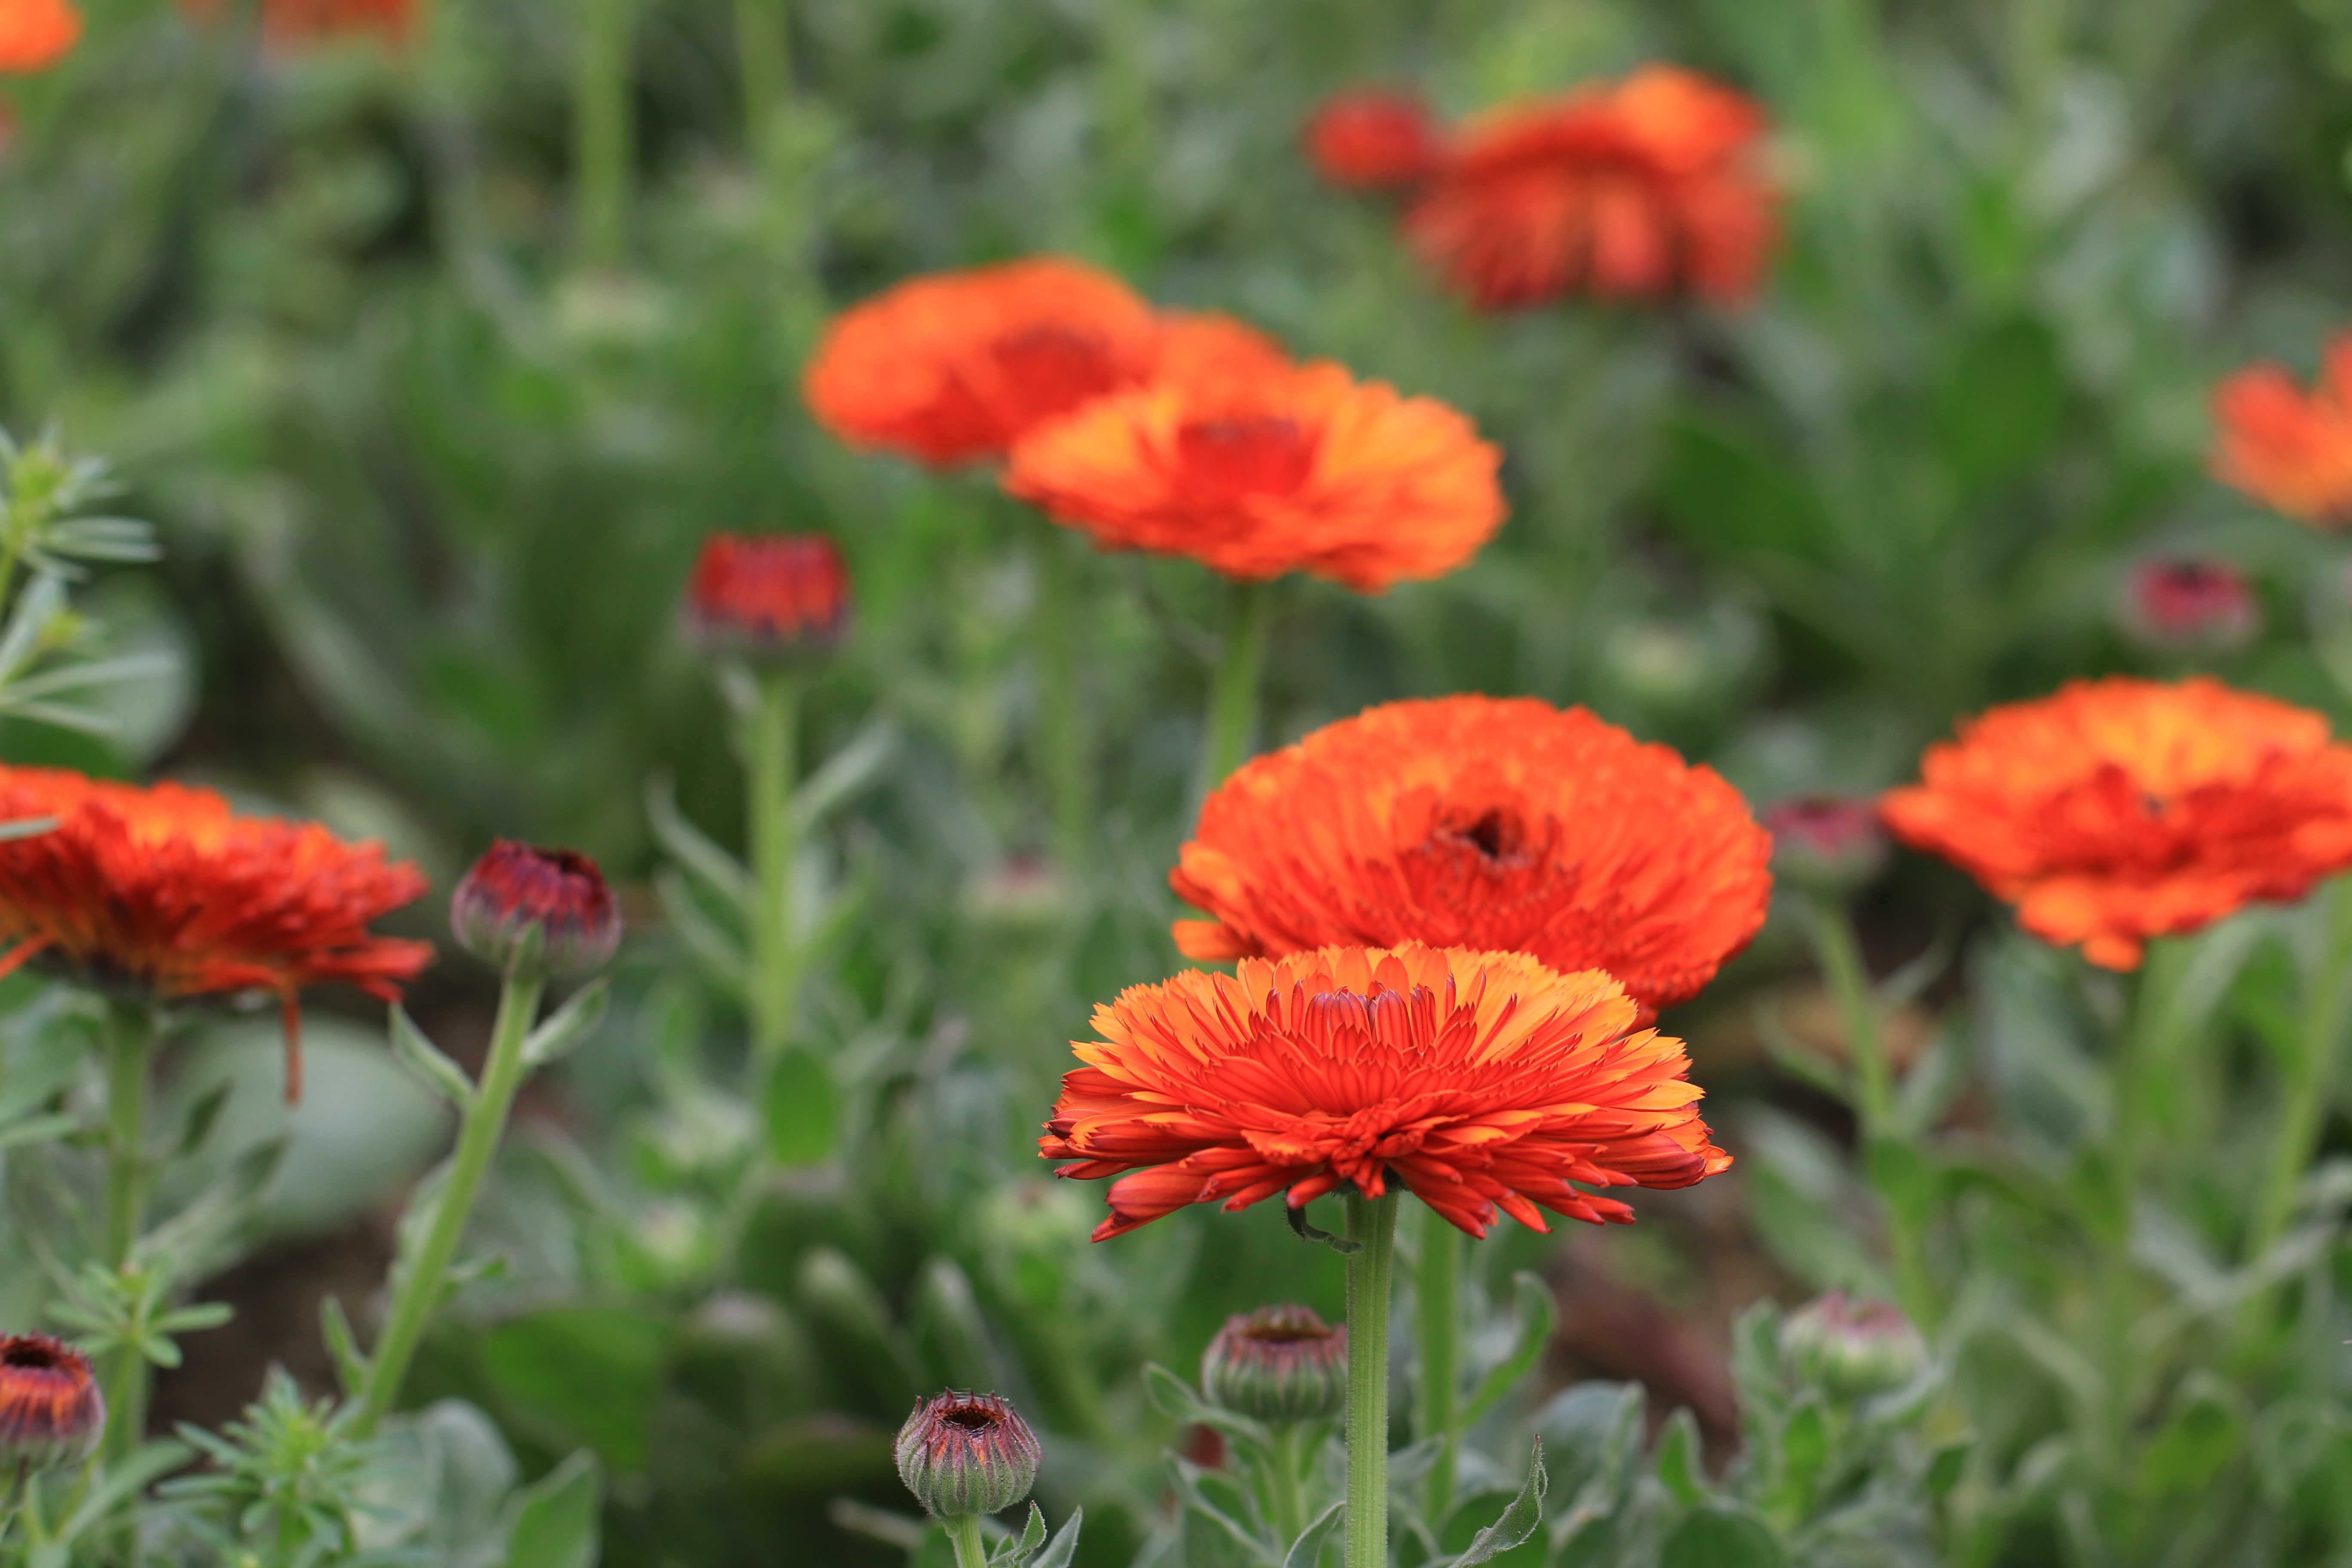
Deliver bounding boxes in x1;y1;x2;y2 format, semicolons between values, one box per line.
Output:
1460;1272;1558;1427
2141;1373;2247;1498
1933;314;2063;498
0;1111;78;1154
995;1502;1047;1565
1282;1501;1344;1568
1026;1506;1084;1568
522;978;610;1069
1448;1439;1545;1566
501;1450;603;1568
1659;1508;1785;1568
389;1007;476;1110
764;1046;839;1167
644;774;750;910
1653;1408;1706;1506
792;717;897;829
1925;1438;1970;1499
1769;1402;1830;1524
319;1293;370;1398
1655;413;1834;564
58;1440;193;1540
482;1309;672;1474
172;1082;233;1158
1166;1458;1269;1557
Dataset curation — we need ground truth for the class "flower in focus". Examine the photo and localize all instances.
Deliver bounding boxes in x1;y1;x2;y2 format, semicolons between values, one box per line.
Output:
894;1391;1041;1518
1041;943;1731;1241
682;533;850;658
2117;557;2260;654
1880;677;2352;969
0;1333;101;1472
2212;335;2352;526
177;0;413;48
1307;88;1444;190
1763;795;1890;896
1403;65;1778;309
1170;697;1772;1013
0;768;430;1098
0;0;79;71
1003;362;1505;592
1202;1305;1347;1424
451;841;620;977
1780;1293;1926;1400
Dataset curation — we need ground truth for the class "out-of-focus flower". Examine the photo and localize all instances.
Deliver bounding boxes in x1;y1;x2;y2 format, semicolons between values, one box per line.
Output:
1041;943;1731;1241
1202;1305;1347;1424
2212;335;2352;526
0;0;80;71
451;841;620;978
894;1391;1041;1518
1003;361;1504;592
2117;557;2260;654
1763;795;1890;896
682;533;850;658
178;0;413;49
1880;677;2352;969
1169;697;1771;1014
1779;1293;1926;1400
1307;89;1444;190
0;1334;101;1472
1403;65;1778;309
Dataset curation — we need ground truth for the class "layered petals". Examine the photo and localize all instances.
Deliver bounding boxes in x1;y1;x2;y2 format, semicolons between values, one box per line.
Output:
2211;334;2352;526
0;0;79;71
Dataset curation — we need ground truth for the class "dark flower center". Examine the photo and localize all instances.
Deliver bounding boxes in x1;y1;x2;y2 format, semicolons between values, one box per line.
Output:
1240;1323;1334;1345
939;1403;1000;1432
1176;416;1317;499
1441;806;1526;864
0;1340;63;1371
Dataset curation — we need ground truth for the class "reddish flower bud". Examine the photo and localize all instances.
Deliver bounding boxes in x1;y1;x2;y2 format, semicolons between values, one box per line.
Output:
1761;796;1889;895
2118;557;2259;653
683;533;850;659
1201;1304;1347;1424
0;1334;103;1472
1306;89;1444;190
894;1391;1041;1518
451;841;620;977
1780;1292;1927;1400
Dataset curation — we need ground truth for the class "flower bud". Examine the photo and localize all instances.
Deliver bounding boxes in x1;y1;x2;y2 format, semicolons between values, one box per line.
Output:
1780;1292;1927;1400
894;1391;1041;1518
1306;89;1444;190
1763;796;1890;896
683;533;850;660
1201;1304;1347;1424
2117;557;2259;654
0;1333;103;1472
451;841;620;977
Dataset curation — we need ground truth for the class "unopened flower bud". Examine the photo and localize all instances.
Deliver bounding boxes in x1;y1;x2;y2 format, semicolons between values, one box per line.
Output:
1202;1304;1347;1424
2117;557;2259;653
452;841;620;977
1307;89;1443;190
894;1391;1041;1518
683;533;850;660
1780;1292;1927;1400
0;1334;103;1472
1763;796;1890;896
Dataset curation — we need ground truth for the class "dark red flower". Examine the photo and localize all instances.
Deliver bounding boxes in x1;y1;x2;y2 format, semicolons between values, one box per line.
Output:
894;1391;1041;1518
683;533;850;657
0;1333;102;1471
1307;89;1444;190
1762;796;1890;894
2118;557;2259;653
451;842;619;977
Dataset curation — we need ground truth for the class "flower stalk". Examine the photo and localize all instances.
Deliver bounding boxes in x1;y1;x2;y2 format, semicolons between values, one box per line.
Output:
1200;576;1274;795
2250;874;2352;1258
1342;1188;1398;1568
98;1001;153;1469
943;1514;987;1568
742;669;803;1071
573;0;635;271
1415;1208;1460;1519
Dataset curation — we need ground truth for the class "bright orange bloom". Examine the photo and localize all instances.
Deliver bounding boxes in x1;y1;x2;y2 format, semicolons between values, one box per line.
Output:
1307;89;1443;190
2211;334;2352;526
1403;65;1777;310
1040;943;1731;1241
1170;696;1772;1012
803;258;1287;469
177;0;412;48
0;0;81;72
0;768;432;1096
1880;677;2352;970
1002;361;1504;591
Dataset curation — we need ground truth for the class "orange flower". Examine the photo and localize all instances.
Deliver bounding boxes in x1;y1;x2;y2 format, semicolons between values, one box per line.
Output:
1307;89;1444;190
1880;677;2352;969
177;0;413;48
0;0;81;72
1403;65;1777;309
1039;943;1731;1240
2211;334;2352;525
0;768;432;1096
1001;361;1504;591
1170;696;1772;1011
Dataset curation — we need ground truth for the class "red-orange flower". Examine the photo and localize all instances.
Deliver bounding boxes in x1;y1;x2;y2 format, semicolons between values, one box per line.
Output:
1307;89;1443;190
683;533;851;655
0;1333;101;1471
2211;334;2352;526
0;0;81;71
1002;361;1504;591
1040;943;1731;1241
1880;677;2352;970
1170;696;1772;1012
1403;65;1778;309
0;768;432;1096
177;0;413;48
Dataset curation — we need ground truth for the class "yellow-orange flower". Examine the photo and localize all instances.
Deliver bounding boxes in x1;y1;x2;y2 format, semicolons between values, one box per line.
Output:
1170;696;1772;1012
2211;334;2352;526
0;0;81;71
1002;362;1504;591
1880;677;2352;969
1040;943;1730;1241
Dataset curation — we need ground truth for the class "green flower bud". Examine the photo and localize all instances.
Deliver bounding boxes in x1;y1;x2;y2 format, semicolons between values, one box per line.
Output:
894;1391;1041;1518
1780;1292;1927;1400
1201;1304;1347;1424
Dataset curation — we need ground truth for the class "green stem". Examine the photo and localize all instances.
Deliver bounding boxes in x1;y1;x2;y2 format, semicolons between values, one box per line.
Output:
733;0;787;173
1342;1188;1399;1568
1265;1421;1307;1550
944;1513;989;1568
1415;1208;1459;1521
353;969;548;1436
1030;524;1093;875
2250;876;2352;1257
99;1002;153;1469
1199;577;1275;797
2096;937;2189;1465
572;0;635;271
744;670;802;1071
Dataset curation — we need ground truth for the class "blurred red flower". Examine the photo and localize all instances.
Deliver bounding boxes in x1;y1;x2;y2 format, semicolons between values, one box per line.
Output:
179;0;413;47
683;533;850;656
1306;89;1444;190
0;0;80;72
0;1333;101;1472
2212;335;2352;526
2118;557;2258;653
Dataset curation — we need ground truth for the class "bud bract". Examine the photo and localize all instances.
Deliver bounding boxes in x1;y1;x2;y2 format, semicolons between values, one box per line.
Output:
0;1333;104;1472
894;1390;1041;1518
1780;1292;1927;1400
1763;796;1890;896
683;533;850;661
1202;1304;1347;1424
452;841;621;977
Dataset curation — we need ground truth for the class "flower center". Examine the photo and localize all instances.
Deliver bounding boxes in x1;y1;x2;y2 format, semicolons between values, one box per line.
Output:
1441;805;1525;865
0;1341;62;1371
939;1404;1000;1432
1240;1323;1334;1345
1176;416;1317;500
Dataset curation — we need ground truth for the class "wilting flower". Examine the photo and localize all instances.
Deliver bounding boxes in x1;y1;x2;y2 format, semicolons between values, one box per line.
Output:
894;1391;1041;1518
1403;65;1778;309
1763;796;1890;896
1169;697;1771;1013
177;0;413;48
1003;362;1504;592
451;841;620;977
1202;1305;1347;1424
2212;335;2352;526
2117;557;2260;653
1880;677;2352;969
0;0;79;71
1780;1293;1927;1400
1307;89;1444;190
682;533;850;658
0;1334;102;1472
0;769;429;1097
1041;943;1732;1241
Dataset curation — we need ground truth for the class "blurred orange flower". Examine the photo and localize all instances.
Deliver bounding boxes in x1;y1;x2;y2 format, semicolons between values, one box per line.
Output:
1403;65;1777;309
2212;334;2352;525
683;532;850;655
0;0;81;72
1040;943;1731;1240
1306;88;1443;190
1169;695;1771;1011
1002;361;1503;591
178;0;413;47
1881;677;2352;969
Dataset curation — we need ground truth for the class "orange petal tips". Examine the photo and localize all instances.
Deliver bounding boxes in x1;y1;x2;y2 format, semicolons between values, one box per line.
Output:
2211;333;2352;526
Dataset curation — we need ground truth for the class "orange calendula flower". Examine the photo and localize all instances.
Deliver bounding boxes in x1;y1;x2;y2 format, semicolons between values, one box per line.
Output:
0;768;432;1096
1880;677;2352;970
1040;943;1731;1241
1170;696;1772;1012
0;0;81;72
2211;334;2352;526
1307;88;1444;190
1002;361;1504;591
1403;64;1778;309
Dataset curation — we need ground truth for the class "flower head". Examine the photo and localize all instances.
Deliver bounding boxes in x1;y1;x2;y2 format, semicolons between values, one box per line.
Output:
894;1391;1041;1518
1403;65;1778;309
451;841;619;977
1780;1293;1927;1401
682;533;849;658
1003;362;1504;592
2212;335;2352;526
1041;943;1731;1242
2118;557;2260;653
1763;795;1890;896
1307;89;1444;190
1170;697;1771;1013
1880;677;2352;969
1202;1305;1347;1424
176;0;413;48
0;0;80;71
0;1333;103;1471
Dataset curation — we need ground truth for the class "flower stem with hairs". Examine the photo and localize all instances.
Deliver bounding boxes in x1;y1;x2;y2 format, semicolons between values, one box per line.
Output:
943;1514;987;1568
1201;577;1274;794
573;0;635;270
2250;876;2352;1259
742;669;803;1070
1415;1208;1460;1519
1266;1421;1307;1547
1342;1188;1399;1568
98;1001;154;1468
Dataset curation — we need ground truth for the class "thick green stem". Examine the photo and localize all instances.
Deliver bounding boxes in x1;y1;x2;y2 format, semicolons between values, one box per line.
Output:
572;0;635;271
2096;939;2188;1464
734;0;787;172
99;1002;153;1468
744;671;802;1070
2250;876;2352;1257
1343;1189;1399;1568
354;970;547;1436
1030;525;1093;874
1265;1421;1307;1549
1415;1208;1460;1521
944;1513;989;1568
1199;578;1274;796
